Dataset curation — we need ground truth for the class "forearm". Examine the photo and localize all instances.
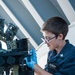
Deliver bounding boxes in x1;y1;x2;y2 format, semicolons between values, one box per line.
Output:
34;64;53;75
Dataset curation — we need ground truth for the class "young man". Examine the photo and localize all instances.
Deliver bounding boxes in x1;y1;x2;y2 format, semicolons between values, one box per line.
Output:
25;17;75;75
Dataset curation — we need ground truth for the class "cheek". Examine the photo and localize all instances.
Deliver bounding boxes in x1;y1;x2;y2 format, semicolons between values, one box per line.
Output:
48;43;56;50
51;40;58;48
54;40;59;48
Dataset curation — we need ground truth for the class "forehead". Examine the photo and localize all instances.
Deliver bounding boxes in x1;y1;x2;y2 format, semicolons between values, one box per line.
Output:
42;31;54;37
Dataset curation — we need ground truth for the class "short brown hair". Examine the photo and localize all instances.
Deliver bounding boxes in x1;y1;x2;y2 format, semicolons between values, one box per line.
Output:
41;17;68;39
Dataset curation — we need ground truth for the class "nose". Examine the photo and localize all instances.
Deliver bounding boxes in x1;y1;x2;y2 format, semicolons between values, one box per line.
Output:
44;39;50;44
46;43;50;47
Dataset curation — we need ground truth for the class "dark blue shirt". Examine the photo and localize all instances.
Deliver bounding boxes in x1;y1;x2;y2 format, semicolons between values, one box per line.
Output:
44;40;75;75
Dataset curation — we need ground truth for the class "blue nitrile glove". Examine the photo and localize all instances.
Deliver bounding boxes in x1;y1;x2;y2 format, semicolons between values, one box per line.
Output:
24;49;37;69
29;49;37;64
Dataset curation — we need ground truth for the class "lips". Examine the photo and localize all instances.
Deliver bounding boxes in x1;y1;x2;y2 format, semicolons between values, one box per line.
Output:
47;44;50;47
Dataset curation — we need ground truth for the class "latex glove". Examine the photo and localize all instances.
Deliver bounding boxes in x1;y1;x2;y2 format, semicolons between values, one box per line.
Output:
29;49;37;64
24;49;37;69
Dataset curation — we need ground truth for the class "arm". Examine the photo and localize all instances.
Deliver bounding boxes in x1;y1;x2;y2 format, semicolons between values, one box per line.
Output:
34;64;52;75
25;49;75;75
25;49;53;75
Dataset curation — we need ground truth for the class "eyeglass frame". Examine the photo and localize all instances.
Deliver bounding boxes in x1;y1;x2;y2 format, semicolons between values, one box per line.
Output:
41;36;56;43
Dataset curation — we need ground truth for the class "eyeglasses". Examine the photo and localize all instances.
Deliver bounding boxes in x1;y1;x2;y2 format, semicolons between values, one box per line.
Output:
41;36;56;43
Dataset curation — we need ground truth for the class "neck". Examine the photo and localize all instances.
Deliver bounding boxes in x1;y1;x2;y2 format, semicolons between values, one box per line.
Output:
55;40;66;54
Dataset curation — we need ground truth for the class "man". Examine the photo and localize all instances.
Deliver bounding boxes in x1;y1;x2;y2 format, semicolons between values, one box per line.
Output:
25;17;75;75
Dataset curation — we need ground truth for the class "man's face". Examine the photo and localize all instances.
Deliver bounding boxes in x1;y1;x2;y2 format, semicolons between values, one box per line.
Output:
42;31;60;50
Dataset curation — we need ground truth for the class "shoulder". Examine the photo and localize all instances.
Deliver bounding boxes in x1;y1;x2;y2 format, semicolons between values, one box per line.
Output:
66;40;75;53
65;44;75;60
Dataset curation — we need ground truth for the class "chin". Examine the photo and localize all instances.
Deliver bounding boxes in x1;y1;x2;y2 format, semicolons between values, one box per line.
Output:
49;47;54;51
48;47;52;50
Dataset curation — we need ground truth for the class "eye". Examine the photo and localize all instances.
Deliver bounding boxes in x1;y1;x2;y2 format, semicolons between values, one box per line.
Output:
47;38;51;41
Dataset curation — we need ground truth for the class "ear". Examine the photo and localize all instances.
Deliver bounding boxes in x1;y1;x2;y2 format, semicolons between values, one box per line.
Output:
58;34;63;40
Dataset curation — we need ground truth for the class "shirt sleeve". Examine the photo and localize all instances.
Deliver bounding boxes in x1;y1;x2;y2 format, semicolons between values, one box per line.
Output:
44;51;51;71
54;57;75;75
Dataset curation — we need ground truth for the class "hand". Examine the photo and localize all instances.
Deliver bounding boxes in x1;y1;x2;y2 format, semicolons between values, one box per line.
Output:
24;49;37;69
30;49;37;64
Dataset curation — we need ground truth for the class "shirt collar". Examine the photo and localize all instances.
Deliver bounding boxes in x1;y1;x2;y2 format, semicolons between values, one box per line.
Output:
52;40;70;57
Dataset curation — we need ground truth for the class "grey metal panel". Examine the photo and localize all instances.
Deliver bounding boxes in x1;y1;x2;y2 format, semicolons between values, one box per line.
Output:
29;0;66;21
0;5;26;40
69;0;75;10
3;0;43;45
0;6;14;23
50;0;70;25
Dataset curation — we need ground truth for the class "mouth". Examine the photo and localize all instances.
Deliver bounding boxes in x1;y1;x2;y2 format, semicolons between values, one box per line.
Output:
47;44;50;47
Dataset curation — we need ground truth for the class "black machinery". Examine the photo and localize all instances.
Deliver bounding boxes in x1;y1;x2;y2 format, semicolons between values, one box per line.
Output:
0;18;34;75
